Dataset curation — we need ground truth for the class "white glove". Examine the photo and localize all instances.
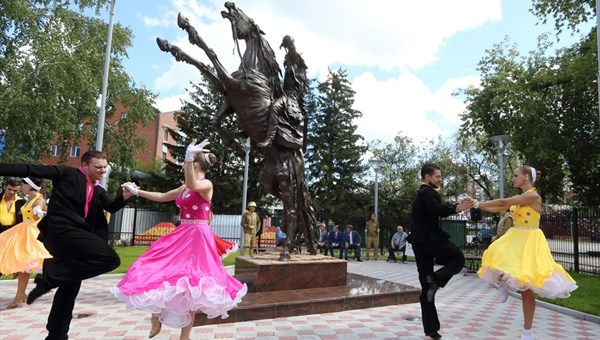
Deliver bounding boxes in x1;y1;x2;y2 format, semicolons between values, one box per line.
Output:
185;139;210;162
33;206;46;218
121;182;139;196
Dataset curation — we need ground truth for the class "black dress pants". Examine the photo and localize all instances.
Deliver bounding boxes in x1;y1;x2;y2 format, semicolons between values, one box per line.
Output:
412;240;465;335
42;226;120;340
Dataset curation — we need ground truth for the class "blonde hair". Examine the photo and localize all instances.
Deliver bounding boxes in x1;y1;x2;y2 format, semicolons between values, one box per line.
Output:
518;165;541;183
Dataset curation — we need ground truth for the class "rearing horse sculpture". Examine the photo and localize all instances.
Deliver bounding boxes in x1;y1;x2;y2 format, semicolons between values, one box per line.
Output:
156;2;317;261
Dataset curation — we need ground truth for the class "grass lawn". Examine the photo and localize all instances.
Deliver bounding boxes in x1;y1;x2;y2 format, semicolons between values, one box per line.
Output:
537;271;600;316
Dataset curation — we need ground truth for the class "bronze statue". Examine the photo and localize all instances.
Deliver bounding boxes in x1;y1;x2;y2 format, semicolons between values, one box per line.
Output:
156;2;317;261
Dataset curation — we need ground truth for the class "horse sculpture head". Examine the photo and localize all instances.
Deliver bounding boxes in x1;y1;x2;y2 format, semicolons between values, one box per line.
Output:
222;2;282;96
221;2;264;41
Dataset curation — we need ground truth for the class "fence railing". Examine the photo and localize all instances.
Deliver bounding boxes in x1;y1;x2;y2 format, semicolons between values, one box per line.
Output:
439;206;600;275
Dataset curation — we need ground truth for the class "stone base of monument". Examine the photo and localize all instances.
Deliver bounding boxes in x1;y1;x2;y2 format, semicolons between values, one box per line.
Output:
193;252;420;326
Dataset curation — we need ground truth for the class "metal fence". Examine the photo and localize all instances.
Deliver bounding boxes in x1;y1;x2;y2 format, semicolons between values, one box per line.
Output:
439;206;600;275
107;204;599;275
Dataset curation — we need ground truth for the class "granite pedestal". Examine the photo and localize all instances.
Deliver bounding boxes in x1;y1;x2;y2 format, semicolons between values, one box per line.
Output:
193;252;420;326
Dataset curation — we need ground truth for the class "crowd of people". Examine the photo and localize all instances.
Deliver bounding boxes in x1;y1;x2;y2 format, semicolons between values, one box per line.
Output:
0;145;578;340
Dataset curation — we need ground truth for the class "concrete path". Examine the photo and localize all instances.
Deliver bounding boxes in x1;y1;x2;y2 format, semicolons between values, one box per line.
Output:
0;260;598;339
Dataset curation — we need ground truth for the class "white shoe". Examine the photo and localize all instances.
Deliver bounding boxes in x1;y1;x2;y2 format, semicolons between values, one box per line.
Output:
521;330;535;340
497;281;508;303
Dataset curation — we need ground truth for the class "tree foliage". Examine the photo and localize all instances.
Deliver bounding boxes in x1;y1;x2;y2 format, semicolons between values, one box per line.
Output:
369;134;419;232
305;69;369;223
530;0;595;35
0;0;156;168
460;32;600;205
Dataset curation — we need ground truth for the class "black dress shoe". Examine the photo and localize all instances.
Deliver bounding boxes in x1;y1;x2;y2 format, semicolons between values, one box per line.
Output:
425;274;438;303
357;258;363;262
26;274;51;305
426;331;442;339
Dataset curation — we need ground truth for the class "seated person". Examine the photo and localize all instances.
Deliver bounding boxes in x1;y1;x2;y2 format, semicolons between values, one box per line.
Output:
326;225;345;259
387;225;409;263
342;224;362;262
275;226;286;247
315;223;328;254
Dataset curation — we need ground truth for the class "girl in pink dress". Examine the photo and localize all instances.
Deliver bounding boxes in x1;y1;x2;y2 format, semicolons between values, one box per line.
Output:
112;143;247;340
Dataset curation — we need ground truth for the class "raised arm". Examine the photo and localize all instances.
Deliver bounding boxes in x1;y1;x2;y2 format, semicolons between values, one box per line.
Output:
478;191;541;213
138;186;184;203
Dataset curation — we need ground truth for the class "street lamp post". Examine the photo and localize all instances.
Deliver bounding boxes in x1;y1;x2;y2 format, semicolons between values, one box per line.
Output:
96;0;116;189
369;159;383;222
241;137;251;248
490;135;511;198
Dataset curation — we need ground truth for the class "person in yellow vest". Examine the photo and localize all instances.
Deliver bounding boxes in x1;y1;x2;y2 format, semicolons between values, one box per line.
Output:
241;201;259;256
0;178;25;233
0;177;51;308
365;213;379;260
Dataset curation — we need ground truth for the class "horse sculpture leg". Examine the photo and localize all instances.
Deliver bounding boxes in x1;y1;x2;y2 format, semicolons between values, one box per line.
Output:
276;150;299;262
177;13;235;89
156;38;224;93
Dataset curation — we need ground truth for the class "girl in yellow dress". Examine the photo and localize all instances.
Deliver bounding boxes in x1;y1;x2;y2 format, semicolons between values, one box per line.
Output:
0;178;51;308
476;166;577;340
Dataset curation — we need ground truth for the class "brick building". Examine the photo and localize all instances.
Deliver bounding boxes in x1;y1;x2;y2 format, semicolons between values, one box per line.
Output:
41;103;180;167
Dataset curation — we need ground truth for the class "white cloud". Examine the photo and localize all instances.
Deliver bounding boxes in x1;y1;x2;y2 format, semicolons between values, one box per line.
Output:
352;72;480;145
154;94;186;113
141;0;499;143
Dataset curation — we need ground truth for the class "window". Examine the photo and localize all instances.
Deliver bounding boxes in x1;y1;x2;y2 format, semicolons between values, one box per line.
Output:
162;151;167;160
70;145;81;158
50;145;60;156
163;126;169;142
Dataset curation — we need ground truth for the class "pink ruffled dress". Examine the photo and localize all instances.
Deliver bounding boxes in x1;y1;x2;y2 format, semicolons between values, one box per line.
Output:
111;188;247;328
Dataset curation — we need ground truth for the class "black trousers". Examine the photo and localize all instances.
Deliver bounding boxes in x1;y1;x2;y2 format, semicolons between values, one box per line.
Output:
412;240;465;335
42;226;120;340
387;244;407;262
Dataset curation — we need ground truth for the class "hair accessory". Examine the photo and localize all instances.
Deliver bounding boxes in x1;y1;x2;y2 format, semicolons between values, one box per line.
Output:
204;153;211;163
530;167;537;183
23;177;41;191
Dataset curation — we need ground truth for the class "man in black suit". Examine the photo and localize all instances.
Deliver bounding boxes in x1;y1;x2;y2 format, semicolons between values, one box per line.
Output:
342;224;363;262
0;178;25;233
408;163;473;339
326;224;344;258
0;150;133;340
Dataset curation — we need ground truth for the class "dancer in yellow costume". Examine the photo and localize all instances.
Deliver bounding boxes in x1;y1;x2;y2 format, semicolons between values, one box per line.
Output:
0;177;51;309
475;166;577;340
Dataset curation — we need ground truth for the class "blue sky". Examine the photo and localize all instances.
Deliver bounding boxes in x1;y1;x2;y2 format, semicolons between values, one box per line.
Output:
93;0;592;146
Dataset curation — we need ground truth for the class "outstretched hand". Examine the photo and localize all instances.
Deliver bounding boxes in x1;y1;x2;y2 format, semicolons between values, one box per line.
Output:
121;182;139;197
185;139;210;162
456;197;476;212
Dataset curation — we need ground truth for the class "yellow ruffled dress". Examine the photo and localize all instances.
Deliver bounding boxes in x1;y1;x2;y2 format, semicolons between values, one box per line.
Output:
0;193;51;274
477;204;577;298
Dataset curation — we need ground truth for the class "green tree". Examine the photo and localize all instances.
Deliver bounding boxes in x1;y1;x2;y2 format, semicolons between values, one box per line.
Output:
530;0;595;35
460;32;599;205
305;68;368;223
370;134;419;232
0;0;156;168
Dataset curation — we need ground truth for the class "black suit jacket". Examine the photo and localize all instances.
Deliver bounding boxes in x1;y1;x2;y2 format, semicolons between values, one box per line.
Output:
0;191;26;229
408;184;457;244
343;230;362;246
0;163;126;241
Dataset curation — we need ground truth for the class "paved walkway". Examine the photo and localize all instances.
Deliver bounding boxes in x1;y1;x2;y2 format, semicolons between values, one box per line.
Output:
0;260;598;339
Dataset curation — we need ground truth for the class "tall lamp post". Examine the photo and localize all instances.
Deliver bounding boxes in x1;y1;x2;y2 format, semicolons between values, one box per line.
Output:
369;158;383;222
96;0;116;189
241;137;251;248
490;135;511;198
